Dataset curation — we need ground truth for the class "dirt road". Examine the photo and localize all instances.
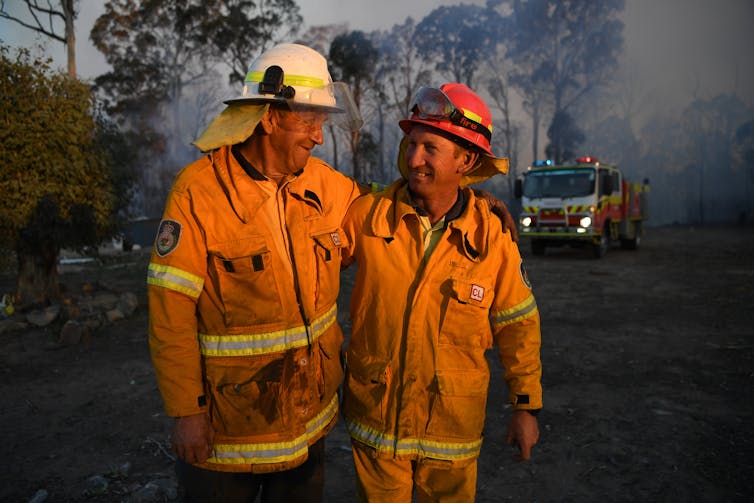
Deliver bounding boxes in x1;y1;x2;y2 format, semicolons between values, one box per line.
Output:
1;225;752;502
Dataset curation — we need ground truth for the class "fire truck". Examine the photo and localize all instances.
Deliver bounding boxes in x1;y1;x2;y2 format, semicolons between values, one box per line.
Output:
514;156;649;258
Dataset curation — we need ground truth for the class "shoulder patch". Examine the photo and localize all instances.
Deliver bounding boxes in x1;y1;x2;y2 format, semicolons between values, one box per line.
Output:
519;260;532;290
155;219;182;257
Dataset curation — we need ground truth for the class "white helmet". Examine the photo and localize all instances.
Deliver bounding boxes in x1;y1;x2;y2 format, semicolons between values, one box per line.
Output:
225;43;362;131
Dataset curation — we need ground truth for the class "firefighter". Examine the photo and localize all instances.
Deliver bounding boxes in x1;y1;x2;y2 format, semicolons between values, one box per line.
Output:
147;43;365;502
340;83;542;502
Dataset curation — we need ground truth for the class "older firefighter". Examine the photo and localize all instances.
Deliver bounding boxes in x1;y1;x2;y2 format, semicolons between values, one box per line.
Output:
147;43;365;502
340;83;542;502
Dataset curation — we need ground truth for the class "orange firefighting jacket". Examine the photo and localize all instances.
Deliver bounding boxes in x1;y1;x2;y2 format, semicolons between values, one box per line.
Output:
340;181;542;464
147;145;363;473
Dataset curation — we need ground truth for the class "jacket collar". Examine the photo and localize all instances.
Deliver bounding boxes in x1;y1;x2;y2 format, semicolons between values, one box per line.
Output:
212;145;324;223
405;187;466;226
369;180;490;261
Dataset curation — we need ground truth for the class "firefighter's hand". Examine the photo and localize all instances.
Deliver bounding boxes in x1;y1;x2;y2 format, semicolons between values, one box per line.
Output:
172;413;214;464
472;189;519;243
506;410;539;462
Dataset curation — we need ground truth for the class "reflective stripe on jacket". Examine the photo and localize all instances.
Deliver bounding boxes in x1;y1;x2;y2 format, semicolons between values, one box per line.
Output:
340;180;542;463
148;145;363;473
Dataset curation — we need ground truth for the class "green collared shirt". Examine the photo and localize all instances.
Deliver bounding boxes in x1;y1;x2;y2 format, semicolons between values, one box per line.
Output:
406;188;467;259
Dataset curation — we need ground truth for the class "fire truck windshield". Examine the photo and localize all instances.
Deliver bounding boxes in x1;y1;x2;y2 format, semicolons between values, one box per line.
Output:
523;169;596;198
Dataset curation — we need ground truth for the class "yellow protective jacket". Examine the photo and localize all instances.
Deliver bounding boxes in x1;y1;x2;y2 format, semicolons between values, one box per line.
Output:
147;145;363;473
340;180;542;464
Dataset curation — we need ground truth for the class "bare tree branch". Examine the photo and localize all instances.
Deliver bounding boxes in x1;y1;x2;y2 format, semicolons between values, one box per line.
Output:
0;0;67;43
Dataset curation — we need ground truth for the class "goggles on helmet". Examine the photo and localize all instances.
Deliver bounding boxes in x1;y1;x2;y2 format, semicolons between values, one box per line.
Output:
243;65;363;132
409;86;492;142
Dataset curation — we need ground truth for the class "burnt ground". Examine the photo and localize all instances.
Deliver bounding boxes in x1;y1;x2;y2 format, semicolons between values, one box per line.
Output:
1;224;753;502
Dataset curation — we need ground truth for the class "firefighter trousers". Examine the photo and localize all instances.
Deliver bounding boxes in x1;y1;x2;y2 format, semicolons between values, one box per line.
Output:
352;441;478;502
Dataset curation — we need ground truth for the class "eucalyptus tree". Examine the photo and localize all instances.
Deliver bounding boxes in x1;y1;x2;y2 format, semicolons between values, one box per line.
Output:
366;19;432;182
414;2;505;88
197;0;302;85
732;119;754;219
329;30;378;182
543;110;584;163
508;0;625;161
91;0;303;214
680;93;752;223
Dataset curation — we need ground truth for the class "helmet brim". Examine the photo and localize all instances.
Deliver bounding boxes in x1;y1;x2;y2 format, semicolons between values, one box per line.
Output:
223;96;343;114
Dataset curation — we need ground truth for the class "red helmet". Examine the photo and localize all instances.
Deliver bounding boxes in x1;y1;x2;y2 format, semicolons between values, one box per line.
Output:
399;83;494;155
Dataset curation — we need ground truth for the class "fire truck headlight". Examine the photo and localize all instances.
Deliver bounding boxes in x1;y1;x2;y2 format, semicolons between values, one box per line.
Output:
579;216;592;228
521;216;532;227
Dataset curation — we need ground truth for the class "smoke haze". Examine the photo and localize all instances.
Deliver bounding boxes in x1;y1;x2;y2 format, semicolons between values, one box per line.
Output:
2;0;753;224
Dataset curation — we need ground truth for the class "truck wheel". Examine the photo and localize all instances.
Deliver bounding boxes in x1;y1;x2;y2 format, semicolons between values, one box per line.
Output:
621;222;641;250
532;240;545;255
593;231;609;258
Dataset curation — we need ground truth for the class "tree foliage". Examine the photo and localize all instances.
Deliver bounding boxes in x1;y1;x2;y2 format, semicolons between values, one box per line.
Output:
197;0;302;85
414;3;504;87
733;119;754;175
91;0;228;217
90;1;215;129
680;93;752;223
544;110;584;163
486;47;523;197
329;31;378;182
509;0;625;160
0;45;115;304
372;18;432;119
0;45;113;240
90;0;305;215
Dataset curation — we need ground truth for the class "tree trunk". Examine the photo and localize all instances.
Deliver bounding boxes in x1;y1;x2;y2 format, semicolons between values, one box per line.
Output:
351;130;361;182
15;239;61;307
328;126;339;170
531;107;540;163
63;0;77;79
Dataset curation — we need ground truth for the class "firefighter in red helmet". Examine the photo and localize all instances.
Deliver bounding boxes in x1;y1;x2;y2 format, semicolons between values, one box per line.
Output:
340;83;543;502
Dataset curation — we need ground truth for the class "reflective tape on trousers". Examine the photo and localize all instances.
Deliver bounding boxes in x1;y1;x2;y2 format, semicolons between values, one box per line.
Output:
198;303;337;356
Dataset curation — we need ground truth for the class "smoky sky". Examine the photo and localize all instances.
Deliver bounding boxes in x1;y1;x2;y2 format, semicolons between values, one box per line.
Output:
2;0;752;225
3;0;752;112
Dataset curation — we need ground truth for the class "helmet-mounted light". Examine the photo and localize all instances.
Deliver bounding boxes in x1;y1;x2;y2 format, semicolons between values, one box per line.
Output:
258;65;296;99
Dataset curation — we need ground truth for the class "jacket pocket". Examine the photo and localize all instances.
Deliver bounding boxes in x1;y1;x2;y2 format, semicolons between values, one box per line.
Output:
209;240;281;327
205;357;286;436
439;278;494;348
312;229;346;309
342;347;391;427
425;370;489;440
